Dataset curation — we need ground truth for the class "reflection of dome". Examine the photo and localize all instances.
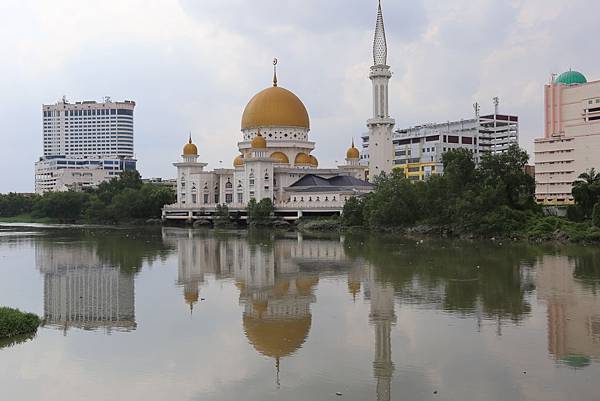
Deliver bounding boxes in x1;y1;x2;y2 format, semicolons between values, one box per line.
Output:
561;355;591;369
348;281;361;298
556;70;587;85
273;281;290;296
309;155;318;167
233;154;244;167
243;315;311;358
185;290;199;305
183;137;198;156
271;152;290;164
295;152;311;165
296;276;319;296
241;86;310;130
252;300;268;316
251;132;267;149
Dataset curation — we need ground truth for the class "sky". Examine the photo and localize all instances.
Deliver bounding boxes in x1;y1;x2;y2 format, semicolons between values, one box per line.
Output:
0;0;599;192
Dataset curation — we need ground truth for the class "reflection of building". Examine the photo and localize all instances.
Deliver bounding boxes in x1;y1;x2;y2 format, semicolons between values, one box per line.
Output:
536;255;600;367
37;243;136;333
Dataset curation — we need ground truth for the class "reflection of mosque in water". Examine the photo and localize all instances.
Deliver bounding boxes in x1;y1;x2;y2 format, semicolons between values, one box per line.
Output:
162;228;396;400
536;255;600;367
36;242;136;333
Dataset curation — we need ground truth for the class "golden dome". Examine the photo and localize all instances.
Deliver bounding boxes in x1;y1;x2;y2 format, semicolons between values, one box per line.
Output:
346;139;359;159
183;136;198;156
243;315;311;359
270;151;289;164
241;86;310;130
233;154;244;167
296;276;319;296
295;152;311;165
251;132;267;149
308;155;318;167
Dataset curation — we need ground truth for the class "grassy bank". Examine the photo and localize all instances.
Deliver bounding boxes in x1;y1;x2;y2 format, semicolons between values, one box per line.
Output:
0;307;41;339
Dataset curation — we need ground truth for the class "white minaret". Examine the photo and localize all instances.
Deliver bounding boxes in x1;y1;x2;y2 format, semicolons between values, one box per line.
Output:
367;0;395;179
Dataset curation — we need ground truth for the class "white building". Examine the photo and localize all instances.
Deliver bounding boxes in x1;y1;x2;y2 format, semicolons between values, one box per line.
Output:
534;70;600;205
35;98;137;193
361;102;519;181
162;2;395;222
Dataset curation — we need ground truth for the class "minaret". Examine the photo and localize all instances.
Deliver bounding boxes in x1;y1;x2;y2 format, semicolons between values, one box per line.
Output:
367;0;395;179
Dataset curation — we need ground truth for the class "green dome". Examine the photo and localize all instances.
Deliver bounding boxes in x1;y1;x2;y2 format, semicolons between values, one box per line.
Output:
556;70;587;85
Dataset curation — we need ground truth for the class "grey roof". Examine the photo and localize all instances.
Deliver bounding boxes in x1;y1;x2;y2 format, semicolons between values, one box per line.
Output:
286;174;374;193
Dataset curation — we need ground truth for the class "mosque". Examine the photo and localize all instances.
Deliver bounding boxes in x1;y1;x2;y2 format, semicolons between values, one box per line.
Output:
162;0;394;222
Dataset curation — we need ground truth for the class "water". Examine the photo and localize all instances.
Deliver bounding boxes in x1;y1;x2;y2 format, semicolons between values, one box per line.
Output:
0;224;599;401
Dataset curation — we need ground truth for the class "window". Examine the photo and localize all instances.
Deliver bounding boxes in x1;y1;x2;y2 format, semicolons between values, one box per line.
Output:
226;180;232;189
225;193;233;203
237;193;243;203
192;194;197;204
214;194;219;203
203;194;209;204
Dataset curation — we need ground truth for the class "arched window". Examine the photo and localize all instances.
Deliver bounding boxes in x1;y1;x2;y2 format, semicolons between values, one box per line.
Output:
226;179;232;189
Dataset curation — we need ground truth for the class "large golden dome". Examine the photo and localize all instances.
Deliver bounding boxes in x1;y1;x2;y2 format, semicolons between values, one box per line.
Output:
241;86;310;130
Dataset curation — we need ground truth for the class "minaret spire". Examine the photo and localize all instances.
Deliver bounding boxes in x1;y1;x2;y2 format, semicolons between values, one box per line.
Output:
273;58;278;87
373;0;388;66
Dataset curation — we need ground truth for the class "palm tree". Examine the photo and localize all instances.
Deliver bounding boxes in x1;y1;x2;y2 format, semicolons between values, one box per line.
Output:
572;168;600;217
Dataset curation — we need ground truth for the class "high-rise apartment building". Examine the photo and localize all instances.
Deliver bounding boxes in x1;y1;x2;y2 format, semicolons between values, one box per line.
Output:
534;70;600;205
35;98;137;193
361;103;519;181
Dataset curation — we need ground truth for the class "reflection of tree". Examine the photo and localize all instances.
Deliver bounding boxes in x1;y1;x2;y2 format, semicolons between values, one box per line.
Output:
0;333;36;350
344;234;539;322
36;227;174;272
570;248;600;294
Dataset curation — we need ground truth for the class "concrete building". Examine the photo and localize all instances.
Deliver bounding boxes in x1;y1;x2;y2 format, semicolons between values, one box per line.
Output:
362;102;519;181
534;70;600;205
35;98;137;193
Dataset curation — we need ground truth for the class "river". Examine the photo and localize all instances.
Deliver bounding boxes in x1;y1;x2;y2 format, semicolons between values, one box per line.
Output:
0;224;599;401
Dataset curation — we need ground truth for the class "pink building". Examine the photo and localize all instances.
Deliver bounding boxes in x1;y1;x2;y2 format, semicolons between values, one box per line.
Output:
534;70;600;205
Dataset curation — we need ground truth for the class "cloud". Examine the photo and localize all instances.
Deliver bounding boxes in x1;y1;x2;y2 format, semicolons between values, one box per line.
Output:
0;0;598;192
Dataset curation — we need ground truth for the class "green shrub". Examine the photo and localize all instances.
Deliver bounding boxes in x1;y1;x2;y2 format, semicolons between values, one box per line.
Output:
593;202;600;227
0;307;41;339
566;204;585;222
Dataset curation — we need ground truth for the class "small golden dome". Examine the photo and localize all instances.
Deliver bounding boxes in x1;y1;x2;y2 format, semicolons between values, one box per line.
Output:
295;152;311;165
241;86;310;130
251;132;267;149
243;315;311;359
183;136;198;156
270;151;289;164
308;155;318;167
346;139;359;159
234;154;244;167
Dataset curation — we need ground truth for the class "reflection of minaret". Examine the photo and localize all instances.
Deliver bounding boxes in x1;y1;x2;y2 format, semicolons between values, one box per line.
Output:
368;266;396;401
175;230;205;313
37;243;136;333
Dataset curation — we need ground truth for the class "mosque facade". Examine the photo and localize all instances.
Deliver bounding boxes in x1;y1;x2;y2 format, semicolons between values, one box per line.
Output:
162;1;394;222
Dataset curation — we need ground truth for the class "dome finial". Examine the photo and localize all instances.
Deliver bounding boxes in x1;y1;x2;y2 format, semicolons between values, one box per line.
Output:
273;58;278;87
188;131;192;144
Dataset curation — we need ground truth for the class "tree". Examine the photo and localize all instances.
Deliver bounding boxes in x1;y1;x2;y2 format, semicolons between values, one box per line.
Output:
593;202;600;228
572;168;600;217
442;148;476;192
247;198;274;225
341;196;365;226
32;191;90;222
